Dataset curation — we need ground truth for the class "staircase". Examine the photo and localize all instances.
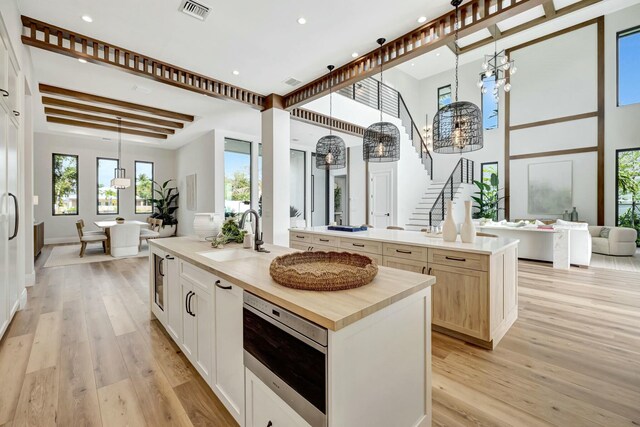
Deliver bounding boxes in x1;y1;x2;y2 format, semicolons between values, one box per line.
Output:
405;158;475;230
338;77;433;176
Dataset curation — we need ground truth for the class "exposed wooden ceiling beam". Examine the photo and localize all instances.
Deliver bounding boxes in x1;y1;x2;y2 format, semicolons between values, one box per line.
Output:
460;0;600;53
543;0;557;17
446;41;458;54
44;107;175;134
47;116;168;139
22;16;265;110
488;24;502;39
39;84;194;122
290;108;365;137
283;0;552;109
41;96;185;128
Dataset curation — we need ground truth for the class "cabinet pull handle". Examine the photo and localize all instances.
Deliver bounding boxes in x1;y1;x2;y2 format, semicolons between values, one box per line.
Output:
445;256;466;262
215;280;233;290
188;292;196;317
267;422;273;427
158;258;165;276
428;267;432;275
185;291;192;315
352;243;365;247
396;249;412;254
296;235;305;239
421;266;426;274
165;255;175;260
0;89;8;97
13;110;19;117
319;238;330;242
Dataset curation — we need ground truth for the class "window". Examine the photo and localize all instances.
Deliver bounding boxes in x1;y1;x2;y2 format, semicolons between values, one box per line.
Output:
290;149;306;221
478;162;500;221
97;157;119;215
437;85;452;110
617;26;640;106
52;153;78;216
257;143;263;214
616;149;640;246
481;74;499;130
224;138;252;218
135;161;154;214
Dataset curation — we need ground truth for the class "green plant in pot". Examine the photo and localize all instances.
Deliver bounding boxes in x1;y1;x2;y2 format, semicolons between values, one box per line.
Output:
471;172;504;222
211;218;247;248
150;179;179;237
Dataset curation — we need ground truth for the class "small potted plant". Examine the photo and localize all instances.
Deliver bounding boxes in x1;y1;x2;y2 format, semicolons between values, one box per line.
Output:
115;216;125;224
150;179;179;237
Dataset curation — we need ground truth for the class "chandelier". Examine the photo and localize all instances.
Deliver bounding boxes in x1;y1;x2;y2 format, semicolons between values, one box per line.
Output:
478;39;517;101
316;65;346;170
111;117;131;189
432;0;483;154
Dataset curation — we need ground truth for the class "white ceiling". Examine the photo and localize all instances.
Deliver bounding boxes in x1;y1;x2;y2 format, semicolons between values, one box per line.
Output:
19;0;456;95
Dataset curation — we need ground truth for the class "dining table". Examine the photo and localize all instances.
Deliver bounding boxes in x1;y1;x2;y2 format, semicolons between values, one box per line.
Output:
94;220;149;255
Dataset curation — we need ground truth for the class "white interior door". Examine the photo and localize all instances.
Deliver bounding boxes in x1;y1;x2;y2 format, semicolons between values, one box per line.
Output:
370;169;393;228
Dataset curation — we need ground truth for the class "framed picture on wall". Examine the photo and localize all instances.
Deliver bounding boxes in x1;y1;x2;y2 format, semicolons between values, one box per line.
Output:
186;173;197;211
527;161;572;215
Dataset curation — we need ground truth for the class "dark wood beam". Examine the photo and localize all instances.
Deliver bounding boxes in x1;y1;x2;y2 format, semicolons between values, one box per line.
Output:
22;16;265;109
509;111;598;131
543;1;556;17
488;24;501;39
290;108;365;137
509;146;597;161
47;116;168;139
41;96;184;128
283;0;552;109
44;107;175;134
39;84;193;121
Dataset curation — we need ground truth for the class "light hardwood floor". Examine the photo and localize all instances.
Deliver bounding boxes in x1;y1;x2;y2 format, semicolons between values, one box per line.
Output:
0;247;639;426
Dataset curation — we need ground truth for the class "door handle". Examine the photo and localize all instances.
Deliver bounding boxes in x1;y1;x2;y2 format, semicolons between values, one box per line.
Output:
385;213;390;216
8;193;18;241
215;280;233;290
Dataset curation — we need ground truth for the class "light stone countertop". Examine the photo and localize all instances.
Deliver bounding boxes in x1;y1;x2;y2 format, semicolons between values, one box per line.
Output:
293;226;519;255
150;237;435;331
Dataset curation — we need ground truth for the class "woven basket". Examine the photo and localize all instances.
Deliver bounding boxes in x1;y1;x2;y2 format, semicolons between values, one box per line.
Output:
270;251;378;291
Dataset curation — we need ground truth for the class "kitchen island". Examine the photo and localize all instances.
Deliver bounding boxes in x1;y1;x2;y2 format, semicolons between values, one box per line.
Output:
149;237;435;427
290;226;519;350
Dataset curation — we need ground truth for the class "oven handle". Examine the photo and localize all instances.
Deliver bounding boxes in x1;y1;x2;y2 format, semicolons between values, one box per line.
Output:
244;304;327;354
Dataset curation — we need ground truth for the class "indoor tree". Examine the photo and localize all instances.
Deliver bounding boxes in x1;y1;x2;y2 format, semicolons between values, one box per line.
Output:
472;172;503;221
150;179;179;230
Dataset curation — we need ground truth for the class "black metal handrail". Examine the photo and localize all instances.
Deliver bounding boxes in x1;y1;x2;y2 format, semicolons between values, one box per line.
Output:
337;77;433;176
428;158;474;226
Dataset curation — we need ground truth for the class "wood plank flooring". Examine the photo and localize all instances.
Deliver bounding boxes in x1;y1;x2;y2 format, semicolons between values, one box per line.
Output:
0;247;639;426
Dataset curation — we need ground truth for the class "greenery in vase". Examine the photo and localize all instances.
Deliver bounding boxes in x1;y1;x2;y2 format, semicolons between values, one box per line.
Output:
150;179;179;227
334;186;342;212
471;172;504;221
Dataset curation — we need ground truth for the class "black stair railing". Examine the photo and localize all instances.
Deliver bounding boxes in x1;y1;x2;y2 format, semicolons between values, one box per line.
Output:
337;77;433;177
428;158;474;227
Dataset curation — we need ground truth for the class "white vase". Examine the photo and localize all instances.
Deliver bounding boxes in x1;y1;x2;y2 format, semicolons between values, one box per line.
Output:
193;213;223;241
442;200;458;242
460;200;476;243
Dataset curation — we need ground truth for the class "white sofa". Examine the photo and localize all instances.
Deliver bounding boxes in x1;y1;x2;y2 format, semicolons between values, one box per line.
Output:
110;223;141;257
588;226;638;256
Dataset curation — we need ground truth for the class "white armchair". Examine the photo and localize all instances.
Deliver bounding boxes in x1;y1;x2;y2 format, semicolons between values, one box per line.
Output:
110;223;141;257
588;226;637;256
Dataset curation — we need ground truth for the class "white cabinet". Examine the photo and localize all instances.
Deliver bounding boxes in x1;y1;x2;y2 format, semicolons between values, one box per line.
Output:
245;368;311;427
165;254;181;342
213;278;244;422
7;55;18;119
180;276;213;383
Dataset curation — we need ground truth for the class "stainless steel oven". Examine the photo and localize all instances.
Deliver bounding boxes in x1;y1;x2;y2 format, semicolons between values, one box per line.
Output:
243;292;327;427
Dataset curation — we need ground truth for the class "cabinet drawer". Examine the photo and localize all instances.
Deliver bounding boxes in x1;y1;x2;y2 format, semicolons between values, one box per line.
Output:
382;256;428;274
383;243;427;262
339;238;382;255
290;232;312;243
180;260;214;292
428;249;488;272
312;235;339;247
309;243;338;252
344;249;383;265
289;241;311;251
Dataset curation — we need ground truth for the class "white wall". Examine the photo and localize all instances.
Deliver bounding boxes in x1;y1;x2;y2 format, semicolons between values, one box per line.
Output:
33;133;176;243
605;4;640;225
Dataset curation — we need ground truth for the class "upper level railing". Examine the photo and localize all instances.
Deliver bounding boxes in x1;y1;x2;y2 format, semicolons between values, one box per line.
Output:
429;158;475;226
337;77;433;177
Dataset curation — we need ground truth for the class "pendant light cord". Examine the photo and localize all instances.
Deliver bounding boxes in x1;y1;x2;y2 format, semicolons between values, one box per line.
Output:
117;117;122;160
378;38;385;123
329;67;333;136
454;3;459;103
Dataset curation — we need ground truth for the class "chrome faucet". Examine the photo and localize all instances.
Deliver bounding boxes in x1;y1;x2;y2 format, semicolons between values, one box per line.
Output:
239;209;269;253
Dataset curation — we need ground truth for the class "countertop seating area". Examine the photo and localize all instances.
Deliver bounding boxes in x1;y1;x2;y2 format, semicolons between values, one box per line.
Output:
589;225;638;256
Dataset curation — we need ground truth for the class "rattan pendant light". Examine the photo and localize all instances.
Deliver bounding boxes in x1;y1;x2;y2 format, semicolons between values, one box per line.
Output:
363;38;400;163
316;65;346;170
432;0;483;154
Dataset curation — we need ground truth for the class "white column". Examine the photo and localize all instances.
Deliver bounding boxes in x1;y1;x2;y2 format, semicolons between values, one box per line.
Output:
261;107;290;246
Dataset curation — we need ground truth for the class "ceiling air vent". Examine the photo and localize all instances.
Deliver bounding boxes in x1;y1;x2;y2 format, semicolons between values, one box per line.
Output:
179;0;211;21
284;77;302;87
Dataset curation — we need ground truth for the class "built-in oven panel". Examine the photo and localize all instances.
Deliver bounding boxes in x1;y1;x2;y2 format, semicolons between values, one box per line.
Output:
243;306;326;413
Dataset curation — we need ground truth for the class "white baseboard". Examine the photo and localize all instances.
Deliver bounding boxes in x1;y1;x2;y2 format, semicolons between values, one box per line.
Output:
25;271;35;287
19;288;28;309
44;236;78;245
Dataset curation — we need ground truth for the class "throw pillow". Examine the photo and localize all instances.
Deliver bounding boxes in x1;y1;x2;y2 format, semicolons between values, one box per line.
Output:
600;227;611;238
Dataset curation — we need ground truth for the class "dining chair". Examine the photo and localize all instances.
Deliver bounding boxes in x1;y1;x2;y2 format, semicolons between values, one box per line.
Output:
140;218;163;249
111;223;141;257
387;226;405;230
79;219;104;235
76;221;107;257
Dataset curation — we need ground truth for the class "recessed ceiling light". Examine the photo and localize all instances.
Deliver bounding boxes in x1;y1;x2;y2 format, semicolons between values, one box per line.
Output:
411;63;415;66
81;15;93;23
78;58;87;64
297;17;307;25
232;70;240;76
351;52;359;58
417;16;427;24
436;52;441;57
